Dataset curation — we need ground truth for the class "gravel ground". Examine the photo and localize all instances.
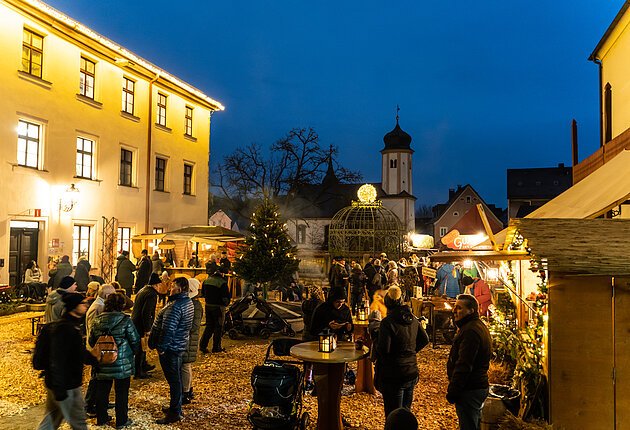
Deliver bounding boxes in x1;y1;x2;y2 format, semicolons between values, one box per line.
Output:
0;312;458;429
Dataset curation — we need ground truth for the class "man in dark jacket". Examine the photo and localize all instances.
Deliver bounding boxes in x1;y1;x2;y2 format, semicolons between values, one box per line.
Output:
152;277;194;424
219;250;231;274
199;271;231;353
375;286;429;417
447;294;492;430
134;249;152;294
131;272;162;378
328;256;349;299
34;292;95;430
310;288;353;340
49;255;73;290
115;251;136;296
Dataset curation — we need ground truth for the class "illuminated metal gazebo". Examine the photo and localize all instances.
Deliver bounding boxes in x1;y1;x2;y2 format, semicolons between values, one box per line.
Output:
328;184;404;259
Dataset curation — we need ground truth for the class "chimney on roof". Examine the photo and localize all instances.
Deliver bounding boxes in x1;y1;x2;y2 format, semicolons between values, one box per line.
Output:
571;119;579;166
449;188;455;199
558;163;565;168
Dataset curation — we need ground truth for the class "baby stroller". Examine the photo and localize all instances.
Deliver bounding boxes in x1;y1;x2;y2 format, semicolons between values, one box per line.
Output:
248;338;309;430
224;293;296;340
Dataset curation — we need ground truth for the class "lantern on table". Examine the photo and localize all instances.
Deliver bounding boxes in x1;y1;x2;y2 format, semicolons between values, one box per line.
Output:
357;303;368;321
318;330;337;353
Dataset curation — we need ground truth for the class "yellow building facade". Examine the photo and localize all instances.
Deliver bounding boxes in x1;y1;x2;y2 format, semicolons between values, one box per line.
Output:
0;0;224;286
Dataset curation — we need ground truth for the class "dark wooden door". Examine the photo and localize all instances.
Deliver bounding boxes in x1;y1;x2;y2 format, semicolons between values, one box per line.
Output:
9;228;39;286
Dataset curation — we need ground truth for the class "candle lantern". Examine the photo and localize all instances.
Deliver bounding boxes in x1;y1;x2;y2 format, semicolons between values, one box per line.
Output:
357;304;368;321
318;330;337;353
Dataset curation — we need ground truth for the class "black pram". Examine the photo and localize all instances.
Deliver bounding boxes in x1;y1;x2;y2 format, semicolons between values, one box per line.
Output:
224;293;296;339
248;338;309;430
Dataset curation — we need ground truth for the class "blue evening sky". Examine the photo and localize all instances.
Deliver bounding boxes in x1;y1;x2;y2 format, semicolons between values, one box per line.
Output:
46;0;623;207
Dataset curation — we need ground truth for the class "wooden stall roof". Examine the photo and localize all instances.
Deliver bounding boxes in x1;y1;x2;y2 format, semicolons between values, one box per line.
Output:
133;225;245;243
512;218;630;275
429;249;530;262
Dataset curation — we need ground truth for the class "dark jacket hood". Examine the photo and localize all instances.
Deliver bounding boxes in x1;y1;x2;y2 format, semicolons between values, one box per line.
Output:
388;304;414;325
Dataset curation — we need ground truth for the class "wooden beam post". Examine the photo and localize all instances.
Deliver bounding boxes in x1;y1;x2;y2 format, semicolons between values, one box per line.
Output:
477;204;498;251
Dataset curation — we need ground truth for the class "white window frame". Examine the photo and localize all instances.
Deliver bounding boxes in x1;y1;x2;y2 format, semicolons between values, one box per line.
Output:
122;77;135;114
72;224;93;266
17;119;42;169
117;226;132;254
297;225;307;244
183;162;194;195
76;136;95;179
119;145;137;187
185;106;193;136
22;28;44;78
79;56;96;99
156;93;167;126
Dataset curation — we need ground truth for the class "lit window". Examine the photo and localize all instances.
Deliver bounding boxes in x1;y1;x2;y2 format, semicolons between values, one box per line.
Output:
117;227;131;253
22;29;43;78
17;120;40;169
153;227;164;250
76;137;94;179
120;148;133;186
73;225;91;265
122;77;135;114
439;227;448;237
80;57;95;99
183;163;193;195
157;93;167;126
185;106;193;136
155;157;167;191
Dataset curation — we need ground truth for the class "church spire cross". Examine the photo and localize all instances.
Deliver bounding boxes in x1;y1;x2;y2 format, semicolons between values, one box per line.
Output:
396;105;400;124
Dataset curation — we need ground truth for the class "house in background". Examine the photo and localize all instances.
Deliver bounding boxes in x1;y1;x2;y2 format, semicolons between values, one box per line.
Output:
431;184;505;240
507;163;573;218
0;0;223;286
209;209;240;232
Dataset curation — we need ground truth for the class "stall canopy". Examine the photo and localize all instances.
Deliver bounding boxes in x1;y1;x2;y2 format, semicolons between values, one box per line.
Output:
512;218;630;275
133;225;245;243
525;149;630;219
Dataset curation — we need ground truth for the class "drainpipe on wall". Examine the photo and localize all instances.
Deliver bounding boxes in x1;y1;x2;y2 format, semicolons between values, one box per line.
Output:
145;74;159;234
594;59;603;148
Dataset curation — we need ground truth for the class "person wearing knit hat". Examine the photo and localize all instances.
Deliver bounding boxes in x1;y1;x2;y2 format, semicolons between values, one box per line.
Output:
44;276;78;324
375;286;429;418
34;290;93;429
180;278;203;404
310;286;353;340
384;407;418;430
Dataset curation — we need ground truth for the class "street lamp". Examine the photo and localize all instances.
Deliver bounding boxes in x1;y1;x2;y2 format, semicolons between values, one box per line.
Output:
60;184;79;212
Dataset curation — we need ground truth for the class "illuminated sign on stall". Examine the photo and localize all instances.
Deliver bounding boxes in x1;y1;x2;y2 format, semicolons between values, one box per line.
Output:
441;229;488;250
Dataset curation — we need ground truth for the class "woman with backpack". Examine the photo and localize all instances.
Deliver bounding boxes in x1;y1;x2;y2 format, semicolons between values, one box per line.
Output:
89;293;140;428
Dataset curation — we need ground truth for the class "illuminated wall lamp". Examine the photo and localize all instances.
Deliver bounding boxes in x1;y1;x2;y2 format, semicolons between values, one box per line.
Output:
59;184;79;212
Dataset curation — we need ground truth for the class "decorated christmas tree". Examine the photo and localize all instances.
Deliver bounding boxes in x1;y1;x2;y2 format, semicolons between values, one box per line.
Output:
233;199;300;295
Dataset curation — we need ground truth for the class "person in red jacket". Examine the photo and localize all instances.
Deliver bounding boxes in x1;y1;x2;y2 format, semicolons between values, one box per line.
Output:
461;276;492;317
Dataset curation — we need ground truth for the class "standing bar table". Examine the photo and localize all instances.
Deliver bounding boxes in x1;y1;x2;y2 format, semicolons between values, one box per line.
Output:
352;318;376;394
290;341;368;430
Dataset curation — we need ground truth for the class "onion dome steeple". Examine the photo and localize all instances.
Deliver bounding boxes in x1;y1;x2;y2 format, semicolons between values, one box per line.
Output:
382;105;412;151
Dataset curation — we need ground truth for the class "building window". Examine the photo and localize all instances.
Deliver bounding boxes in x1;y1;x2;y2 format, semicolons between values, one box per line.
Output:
76;137;94;179
439;227;448;237
466;196;471;204
604;83;612;144
183;163;193;195
17;120;41;169
152;227;164;251
22;29;44;78
155;157;167;191
117;227;131;254
453;211;459;217
185;106;193;136
73;225;91;265
390;159;397;168
79;57;96;99
157;93;167;126
297;225;307;244
120;148;133;186
122;77;135;114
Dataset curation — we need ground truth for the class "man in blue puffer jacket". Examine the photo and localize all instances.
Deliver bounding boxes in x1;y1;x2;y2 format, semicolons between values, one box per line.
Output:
152;276;194;424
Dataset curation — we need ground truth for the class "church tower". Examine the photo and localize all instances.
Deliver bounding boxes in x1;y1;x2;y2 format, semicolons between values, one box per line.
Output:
381;110;416;232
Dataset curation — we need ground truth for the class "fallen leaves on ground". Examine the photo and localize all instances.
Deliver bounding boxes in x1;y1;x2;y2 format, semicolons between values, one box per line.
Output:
0;314;458;429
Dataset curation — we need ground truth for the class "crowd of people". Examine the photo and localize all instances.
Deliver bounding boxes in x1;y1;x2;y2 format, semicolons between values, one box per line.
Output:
32;249;229;429
29;248;492;430
299;252;493;430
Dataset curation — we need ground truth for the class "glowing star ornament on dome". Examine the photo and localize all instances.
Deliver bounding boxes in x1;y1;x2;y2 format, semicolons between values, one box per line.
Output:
357;184;377;204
